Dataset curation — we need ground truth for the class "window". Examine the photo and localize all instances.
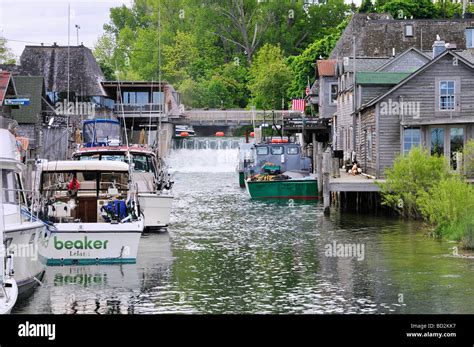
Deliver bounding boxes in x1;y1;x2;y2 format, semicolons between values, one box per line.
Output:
439;80;455;110
404;25;414;37
403;128;421;155
450;128;464;170
431;128;445;156
271;146;284;155
366;130;372;161
466;28;474;49
152;92;164;104
287;147;299;155
256;146;268;155
330;83;338;104
1;169;19;204
132;155;152;172
122;92;149;105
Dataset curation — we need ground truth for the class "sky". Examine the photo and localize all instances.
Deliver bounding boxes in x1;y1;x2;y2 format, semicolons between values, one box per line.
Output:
0;0;362;59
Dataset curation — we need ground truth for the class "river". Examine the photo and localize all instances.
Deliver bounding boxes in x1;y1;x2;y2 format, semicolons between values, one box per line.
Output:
15;137;474;314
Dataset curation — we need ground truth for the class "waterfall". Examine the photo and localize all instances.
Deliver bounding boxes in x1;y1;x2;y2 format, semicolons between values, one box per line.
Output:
168;137;244;173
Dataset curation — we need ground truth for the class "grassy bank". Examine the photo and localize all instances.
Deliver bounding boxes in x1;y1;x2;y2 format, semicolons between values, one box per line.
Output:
379;144;474;249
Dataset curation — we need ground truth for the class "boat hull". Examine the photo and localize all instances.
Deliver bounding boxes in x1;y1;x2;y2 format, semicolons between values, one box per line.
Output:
238;171;245;188
0;279;18;314
4;222;47;298
138;194;173;229
245;178;318;199
38;221;144;265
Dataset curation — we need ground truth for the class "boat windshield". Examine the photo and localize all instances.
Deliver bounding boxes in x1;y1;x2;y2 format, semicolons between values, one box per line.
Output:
271;146;284;155
76;153;155;173
41;171;129;196
132;155;154;173
287;147;299;155
1;169;19;204
256;146;268;155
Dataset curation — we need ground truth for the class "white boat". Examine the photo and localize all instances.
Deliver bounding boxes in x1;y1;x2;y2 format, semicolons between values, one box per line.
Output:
0;128;46;299
37;160;144;265
0;246;17;314
175;125;196;137
73;145;173;231
0;212;18;314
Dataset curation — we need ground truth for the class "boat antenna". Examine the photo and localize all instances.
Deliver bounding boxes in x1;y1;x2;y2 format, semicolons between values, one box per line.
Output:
114;62;132;168
66;2;71;160
157;2;162;155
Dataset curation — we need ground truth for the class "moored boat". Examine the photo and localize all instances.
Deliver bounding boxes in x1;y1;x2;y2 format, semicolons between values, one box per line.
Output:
73;119;173;231
244;141;318;200
37;160;144;265
0;128;47;299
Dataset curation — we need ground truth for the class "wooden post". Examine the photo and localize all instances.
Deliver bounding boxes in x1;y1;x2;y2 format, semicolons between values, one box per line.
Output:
322;148;332;215
316;142;323;195
312;133;316;174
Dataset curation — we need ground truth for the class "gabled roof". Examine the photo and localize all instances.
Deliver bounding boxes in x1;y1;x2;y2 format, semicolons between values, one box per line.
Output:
356;72;411;85
19;45;106;96
317;59;337;77
360;50;474;111
337;57;389;75
375;47;431;72
0;71;17;105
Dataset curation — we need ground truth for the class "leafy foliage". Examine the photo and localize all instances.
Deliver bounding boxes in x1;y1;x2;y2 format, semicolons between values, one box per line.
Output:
378;147;449;219
0;37;16;64
248;44;292;110
94;0;349;109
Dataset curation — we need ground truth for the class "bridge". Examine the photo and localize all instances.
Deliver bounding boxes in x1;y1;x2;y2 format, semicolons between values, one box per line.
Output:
178;109;286;126
173;109;329;133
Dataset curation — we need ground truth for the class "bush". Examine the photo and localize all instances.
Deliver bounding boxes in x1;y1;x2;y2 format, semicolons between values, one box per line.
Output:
418;175;474;242
379;147;449;218
464;140;474;178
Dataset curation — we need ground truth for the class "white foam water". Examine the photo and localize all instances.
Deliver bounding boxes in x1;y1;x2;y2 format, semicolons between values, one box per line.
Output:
168;137;242;173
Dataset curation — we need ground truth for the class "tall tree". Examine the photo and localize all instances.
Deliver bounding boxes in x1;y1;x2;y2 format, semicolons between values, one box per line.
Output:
248;44;291;110
359;0;375;13
0;38;16;64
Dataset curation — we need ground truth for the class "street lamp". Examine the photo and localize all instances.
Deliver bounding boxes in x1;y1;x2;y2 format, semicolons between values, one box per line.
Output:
75;24;80;45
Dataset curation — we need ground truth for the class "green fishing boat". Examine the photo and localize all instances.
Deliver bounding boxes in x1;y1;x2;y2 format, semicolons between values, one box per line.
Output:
245;174;318;200
244;142;319;200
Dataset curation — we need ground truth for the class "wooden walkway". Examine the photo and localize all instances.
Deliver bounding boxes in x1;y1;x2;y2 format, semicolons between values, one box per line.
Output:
330;171;385;192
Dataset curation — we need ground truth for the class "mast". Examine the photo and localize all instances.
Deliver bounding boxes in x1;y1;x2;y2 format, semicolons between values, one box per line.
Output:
157;2;162;154
66;3;71;159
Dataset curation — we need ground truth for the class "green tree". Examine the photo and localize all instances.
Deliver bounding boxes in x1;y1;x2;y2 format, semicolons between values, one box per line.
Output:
287;20;347;99
0;37;16;64
359;0;375;13
379;0;439;19
248;44;292;110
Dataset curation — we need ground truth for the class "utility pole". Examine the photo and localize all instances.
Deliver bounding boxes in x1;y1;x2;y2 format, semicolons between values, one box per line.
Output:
75;24;80;45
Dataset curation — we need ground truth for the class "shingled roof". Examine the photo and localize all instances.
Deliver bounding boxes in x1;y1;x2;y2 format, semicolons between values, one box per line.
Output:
330;13;474;59
19;45;106;96
317;60;337;77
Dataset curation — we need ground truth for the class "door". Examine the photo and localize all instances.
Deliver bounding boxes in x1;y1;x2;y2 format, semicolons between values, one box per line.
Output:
430;126;465;171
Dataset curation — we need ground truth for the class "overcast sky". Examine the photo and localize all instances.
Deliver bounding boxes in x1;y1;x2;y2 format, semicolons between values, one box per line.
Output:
0;0;362;59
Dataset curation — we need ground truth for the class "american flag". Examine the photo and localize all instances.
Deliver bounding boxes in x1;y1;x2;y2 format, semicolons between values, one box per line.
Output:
292;99;306;112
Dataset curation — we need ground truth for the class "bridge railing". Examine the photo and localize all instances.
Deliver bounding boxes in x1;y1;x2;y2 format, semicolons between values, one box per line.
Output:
183;109;300;124
114;103;165;117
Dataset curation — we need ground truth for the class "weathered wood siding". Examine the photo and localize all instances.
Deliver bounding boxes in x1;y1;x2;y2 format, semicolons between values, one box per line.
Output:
319;76;337;119
376;54;474;177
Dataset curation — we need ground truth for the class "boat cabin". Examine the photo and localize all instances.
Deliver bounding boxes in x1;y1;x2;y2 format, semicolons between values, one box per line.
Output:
82;119;121;147
39;161;132;223
252;142;312;174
